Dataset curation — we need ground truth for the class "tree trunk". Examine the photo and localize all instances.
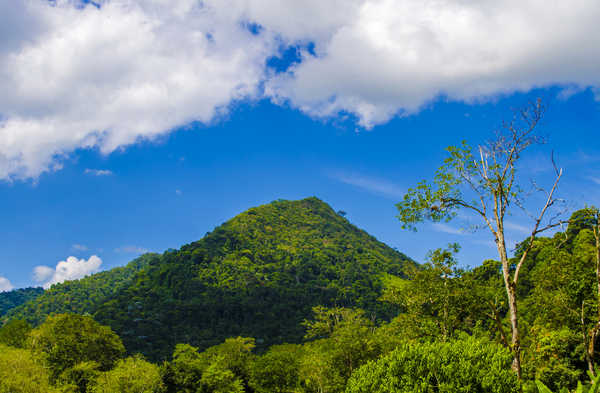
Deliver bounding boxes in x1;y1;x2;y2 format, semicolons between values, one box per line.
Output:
580;300;596;378
497;231;522;378
507;283;522;378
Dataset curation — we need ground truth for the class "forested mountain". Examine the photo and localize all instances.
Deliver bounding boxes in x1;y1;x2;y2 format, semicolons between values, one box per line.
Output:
6;197;414;360
4;254;157;325
0;287;43;317
4;202;600;391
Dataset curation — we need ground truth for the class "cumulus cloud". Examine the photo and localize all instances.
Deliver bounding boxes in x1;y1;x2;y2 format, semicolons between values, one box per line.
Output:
266;0;600;127
0;0;274;180
2;0;600;179
33;265;55;283
0;276;13;292
34;255;102;289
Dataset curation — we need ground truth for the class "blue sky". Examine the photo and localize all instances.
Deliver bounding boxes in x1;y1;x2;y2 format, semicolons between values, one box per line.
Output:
1;1;600;290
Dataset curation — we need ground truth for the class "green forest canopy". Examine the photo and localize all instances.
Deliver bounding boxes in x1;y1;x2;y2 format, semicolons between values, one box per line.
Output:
4;197;414;360
3;199;600;392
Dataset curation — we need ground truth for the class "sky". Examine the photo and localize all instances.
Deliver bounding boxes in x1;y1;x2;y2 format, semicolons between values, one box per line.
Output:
1;0;600;290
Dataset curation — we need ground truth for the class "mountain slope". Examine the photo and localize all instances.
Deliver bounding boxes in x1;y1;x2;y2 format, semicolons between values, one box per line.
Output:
5;254;157;324
94;197;414;359
8;197;414;360
0;287;44;317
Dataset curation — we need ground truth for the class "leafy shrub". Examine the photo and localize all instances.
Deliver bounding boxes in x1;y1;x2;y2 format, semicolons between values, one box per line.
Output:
28;313;125;381
0;344;59;393
0;319;32;348
346;336;520;393
90;355;165;393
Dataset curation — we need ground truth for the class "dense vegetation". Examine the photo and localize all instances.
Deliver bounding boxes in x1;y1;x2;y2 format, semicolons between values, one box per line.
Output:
4;253;157;325
0;310;521;393
4;198;414;360
94;197;413;359
4;197;600;392
0;286;43;317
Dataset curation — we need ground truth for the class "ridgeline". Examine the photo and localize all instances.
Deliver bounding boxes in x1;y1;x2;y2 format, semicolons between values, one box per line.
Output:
4;197;414;360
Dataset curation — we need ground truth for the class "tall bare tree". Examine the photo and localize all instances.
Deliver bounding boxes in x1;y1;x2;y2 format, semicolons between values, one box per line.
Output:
396;99;566;378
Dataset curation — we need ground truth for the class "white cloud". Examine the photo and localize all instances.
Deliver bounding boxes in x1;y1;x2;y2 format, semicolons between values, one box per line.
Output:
0;276;13;292
2;1;600;179
34;255;102;289
84;169;113;176
0;0;274;180
115;245;149;254
33;265;55;283
330;171;404;198
265;0;600;127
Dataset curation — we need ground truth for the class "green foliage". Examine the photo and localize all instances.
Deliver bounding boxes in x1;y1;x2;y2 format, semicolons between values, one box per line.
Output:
535;371;600;393
395;141;473;231
5;200;600;391
0;287;43;317
298;338;347;393
5;254;156;325
346;336;520;393
380;244;486;340
162;343;206;392
90;355;165;393
29;313;125;381
90;197;413;359
0;344;59;393
0;319;32;348
200;358;245;393
163;337;254;393
526;326;582;390
249;344;302;393
298;307;383;393
58;361;101;393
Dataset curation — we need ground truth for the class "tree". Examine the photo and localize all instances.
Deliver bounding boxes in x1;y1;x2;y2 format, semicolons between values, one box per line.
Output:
28;313;125;381
396;99;565;378
346;336;520;393
90;355;165;393
58;361;101;393
249;344;302;393
380;244;469;340
163;338;255;393
568;207;600;377
162;343;206;392
0;319;32;348
299;307;381;393
200;357;245;393
0;344;59;393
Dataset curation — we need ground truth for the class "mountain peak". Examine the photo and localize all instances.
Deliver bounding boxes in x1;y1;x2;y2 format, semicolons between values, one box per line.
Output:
8;198;414;360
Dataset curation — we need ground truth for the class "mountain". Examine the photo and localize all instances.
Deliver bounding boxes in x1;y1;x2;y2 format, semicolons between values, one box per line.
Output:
7;197;414;360
0;287;44;317
4;254;156;324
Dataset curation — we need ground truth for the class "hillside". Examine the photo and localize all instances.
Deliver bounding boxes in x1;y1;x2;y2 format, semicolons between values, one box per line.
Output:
8;197;414;360
0;287;44;317
4;253;157;324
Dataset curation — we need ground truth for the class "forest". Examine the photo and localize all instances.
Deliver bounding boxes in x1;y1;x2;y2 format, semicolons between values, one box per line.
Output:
1;102;599;392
